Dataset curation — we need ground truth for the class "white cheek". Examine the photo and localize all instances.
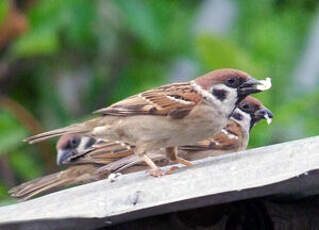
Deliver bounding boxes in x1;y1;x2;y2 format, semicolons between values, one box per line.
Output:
77;136;91;152
191;81;238;116
231;109;251;130
210;84;238;107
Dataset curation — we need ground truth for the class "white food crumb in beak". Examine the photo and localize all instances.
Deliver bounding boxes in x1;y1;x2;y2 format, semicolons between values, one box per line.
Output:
256;77;272;91
265;113;272;125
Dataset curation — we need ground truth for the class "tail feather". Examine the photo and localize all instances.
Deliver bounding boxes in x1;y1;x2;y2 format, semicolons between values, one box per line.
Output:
24;125;91;144
9;171;71;200
16;179;70;201
9;165;99;200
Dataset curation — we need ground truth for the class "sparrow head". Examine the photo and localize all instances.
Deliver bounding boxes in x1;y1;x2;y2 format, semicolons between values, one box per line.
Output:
194;69;271;106
232;96;274;130
56;134;96;165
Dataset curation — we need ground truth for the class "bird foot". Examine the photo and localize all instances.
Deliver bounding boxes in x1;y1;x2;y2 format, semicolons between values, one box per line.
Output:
175;158;193;166
165;166;179;175
148;166;180;177
148;168;166;177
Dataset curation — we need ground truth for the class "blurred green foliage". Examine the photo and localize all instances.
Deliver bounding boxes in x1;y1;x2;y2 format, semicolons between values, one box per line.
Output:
0;0;318;202
0;0;9;27
0;109;27;153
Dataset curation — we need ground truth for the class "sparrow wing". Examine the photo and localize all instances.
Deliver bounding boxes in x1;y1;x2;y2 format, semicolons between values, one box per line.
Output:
24;83;201;143
94;82;202;119
64;140;135;165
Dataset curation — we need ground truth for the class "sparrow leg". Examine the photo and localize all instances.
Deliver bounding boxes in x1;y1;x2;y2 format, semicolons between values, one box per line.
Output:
142;155;165;177
135;145;165;177
166;147;193;166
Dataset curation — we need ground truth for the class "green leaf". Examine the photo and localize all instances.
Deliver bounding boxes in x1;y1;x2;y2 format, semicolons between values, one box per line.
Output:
0;110;28;153
11;28;60;57
196;34;262;76
62;0;96;48
115;0;162;51
0;0;9;27
0;184;12;204
0;129;27;154
9;151;43;180
109;60;166;104
27;0;65;28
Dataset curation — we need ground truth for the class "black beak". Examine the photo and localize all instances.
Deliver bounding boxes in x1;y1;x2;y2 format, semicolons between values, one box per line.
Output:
57;149;76;165
238;78;263;97
255;107;274;123
249;107;274;130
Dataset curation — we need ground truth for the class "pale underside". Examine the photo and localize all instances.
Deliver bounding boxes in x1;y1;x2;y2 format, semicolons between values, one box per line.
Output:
91;103;229;153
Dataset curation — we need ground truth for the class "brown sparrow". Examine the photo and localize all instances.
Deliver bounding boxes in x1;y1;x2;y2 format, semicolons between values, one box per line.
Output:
24;69;270;177
178;96;273;161
57;97;274;168
9;97;273;200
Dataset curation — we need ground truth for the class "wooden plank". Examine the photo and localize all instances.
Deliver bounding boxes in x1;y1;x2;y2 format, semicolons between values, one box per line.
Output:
1;136;319;230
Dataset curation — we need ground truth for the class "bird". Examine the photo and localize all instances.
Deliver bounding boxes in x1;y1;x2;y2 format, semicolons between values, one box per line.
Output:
10;96;273;200
23;69;271;177
57;96;273;168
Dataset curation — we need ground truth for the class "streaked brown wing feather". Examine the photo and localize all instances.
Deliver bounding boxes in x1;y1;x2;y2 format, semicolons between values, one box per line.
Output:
66;140;135;165
93;83;201;119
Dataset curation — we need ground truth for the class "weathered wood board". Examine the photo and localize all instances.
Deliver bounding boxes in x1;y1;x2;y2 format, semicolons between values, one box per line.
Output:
1;136;319;230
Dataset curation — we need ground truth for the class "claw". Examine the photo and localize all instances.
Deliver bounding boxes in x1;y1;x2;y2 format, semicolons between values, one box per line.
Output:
149;168;165;177
165;166;179;175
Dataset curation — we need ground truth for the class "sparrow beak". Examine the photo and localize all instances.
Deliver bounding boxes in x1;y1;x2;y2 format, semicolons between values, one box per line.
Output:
255;107;274;125
239;77;272;97
56;149;75;165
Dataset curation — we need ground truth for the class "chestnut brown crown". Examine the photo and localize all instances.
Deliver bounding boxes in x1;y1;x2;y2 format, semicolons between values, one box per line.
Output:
239;96;263;113
237;96;274;128
194;69;251;90
56;134;81;151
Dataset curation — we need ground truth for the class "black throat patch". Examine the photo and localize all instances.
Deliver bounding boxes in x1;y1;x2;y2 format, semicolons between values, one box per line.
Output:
232;112;243;121
212;89;227;101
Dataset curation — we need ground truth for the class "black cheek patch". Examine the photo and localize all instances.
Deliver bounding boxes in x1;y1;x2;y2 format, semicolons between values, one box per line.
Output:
85;137;96;149
212;89;227;101
232;112;242;121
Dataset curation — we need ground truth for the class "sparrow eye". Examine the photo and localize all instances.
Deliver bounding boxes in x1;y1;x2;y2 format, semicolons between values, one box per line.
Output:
69;137;80;148
225;77;240;88
240;103;250;111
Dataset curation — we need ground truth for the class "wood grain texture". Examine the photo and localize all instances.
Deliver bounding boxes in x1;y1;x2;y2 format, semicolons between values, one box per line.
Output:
1;136;319;230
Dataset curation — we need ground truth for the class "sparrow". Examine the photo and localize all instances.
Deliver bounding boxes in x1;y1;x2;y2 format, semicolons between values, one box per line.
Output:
60;96;273;172
24;69;271;176
178;96;274;161
10;97;273;200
